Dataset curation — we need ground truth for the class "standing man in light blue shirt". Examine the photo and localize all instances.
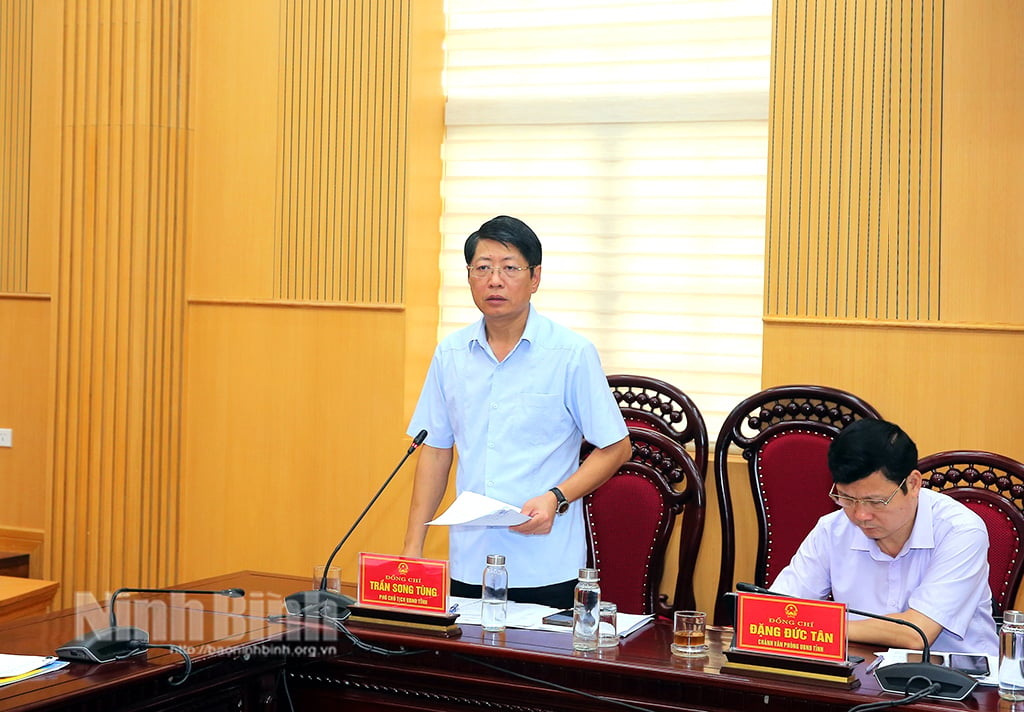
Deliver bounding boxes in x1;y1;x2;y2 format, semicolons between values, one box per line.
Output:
402;215;631;608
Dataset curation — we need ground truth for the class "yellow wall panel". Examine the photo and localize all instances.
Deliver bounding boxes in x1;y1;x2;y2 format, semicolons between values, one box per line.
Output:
767;0;943;322
0;297;51;531
25;0;61;294
181;304;411;582
42;0;192;605
183;0;444;587
763;320;1024;463
940;0;1024;325
762;0;1024;481
191;0;419;305
401;0;445;420
0;0;32;293
190;0;279;300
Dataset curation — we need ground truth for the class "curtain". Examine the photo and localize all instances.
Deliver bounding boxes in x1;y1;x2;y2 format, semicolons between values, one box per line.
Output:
440;0;771;440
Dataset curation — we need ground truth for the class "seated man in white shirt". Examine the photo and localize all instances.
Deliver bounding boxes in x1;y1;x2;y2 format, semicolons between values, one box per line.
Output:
770;419;998;655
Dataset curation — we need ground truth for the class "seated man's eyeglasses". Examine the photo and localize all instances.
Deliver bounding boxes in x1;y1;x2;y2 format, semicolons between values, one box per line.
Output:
467;264;535;279
828;476;908;510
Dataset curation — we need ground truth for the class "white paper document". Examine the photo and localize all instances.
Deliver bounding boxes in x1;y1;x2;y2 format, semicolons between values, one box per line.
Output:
447;597;654;638
617;612;656;638
427;491;530;527
449;597;563;630
0;655;58;679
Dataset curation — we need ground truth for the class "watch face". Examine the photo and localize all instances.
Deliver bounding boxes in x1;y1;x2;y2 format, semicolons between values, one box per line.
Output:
556;500;570;514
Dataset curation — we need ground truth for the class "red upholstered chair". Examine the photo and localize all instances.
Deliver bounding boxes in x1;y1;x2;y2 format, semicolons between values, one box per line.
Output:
918;451;1024;623
712;385;882;626
607;375;709;481
581;427;706;616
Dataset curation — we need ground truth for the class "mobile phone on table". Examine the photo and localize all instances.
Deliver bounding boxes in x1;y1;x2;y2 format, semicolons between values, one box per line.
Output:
541;609;574;627
948;653;990;677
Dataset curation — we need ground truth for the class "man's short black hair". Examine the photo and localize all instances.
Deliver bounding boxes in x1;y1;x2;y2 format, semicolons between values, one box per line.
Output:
463;215;543;268
827;419;918;487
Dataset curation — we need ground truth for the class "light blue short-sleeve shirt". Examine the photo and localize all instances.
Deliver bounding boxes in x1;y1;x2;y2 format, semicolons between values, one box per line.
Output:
770;487;998;655
408;305;628;587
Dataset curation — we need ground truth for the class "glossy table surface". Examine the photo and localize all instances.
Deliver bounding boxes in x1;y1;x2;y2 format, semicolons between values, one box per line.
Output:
0;571;1003;711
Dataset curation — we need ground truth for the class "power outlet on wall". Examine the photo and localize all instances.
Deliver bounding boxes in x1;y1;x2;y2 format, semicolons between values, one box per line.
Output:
0;429;12;448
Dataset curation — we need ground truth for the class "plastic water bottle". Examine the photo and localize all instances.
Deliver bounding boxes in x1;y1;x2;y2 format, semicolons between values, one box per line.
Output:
572;568;601;651
1000;610;1024;700
481;554;508;632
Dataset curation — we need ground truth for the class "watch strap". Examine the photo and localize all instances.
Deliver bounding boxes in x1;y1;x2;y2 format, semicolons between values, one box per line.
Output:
549;487;569;514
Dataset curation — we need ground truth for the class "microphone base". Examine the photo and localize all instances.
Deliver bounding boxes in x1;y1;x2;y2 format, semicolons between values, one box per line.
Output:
874;661;978;701
56;626;150;664
284;589;356;618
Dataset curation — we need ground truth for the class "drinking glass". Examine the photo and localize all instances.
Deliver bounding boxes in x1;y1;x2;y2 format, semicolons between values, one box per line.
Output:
671;610;707;657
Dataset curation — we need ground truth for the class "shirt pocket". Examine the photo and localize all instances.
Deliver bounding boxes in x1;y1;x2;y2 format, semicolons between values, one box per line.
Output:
513;393;575;446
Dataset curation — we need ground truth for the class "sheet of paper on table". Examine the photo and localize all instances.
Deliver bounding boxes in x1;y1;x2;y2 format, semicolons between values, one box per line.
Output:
447;597;654;638
0;654;69;688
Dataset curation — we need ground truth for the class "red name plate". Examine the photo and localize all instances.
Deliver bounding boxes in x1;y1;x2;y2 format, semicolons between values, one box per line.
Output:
734;592;848;663
357;554;449;613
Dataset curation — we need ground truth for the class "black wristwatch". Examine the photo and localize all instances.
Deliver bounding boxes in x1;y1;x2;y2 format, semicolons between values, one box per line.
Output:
549;487;570;515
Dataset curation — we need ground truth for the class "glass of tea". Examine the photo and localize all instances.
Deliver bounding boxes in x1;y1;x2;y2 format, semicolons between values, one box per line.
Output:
672;610;707;657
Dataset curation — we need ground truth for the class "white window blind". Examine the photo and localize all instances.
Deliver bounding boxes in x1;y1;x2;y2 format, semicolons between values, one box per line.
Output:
440;0;771;441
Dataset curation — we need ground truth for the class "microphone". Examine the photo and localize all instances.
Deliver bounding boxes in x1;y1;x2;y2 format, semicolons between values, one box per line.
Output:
284;429;428;618
56;587;246;664
735;583;977;701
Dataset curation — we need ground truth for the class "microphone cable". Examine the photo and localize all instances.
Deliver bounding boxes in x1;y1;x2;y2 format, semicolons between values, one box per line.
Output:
147;644;193;686
847;677;942;712
268;611;426;659
277;667;297;712
322;613;427;658
113;641;193;686
269;611;425;712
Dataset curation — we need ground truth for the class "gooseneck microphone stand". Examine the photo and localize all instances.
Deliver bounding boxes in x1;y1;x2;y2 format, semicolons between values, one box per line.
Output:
284;429;428;618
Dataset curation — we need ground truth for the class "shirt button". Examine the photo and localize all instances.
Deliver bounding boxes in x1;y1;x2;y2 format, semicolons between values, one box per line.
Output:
491;403;498;410
488;442;495;448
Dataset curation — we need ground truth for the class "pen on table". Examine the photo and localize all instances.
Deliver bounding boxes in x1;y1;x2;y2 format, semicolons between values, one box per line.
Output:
864;656;883;674
449;603;459;613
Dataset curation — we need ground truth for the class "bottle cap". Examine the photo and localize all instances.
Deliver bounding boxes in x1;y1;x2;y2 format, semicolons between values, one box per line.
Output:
1005;610;1024;625
486;554;505;566
577;567;600;581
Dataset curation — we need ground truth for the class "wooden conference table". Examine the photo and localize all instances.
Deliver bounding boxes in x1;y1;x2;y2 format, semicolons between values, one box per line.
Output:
0;571;1003;711
0;577;58;626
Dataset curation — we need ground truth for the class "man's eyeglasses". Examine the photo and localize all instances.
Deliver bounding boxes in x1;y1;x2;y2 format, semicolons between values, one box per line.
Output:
828;477;908;510
467;264;535;280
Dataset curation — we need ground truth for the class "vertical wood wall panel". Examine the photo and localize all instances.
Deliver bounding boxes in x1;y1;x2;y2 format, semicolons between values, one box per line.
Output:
0;0;32;292
766;0;943;321
939;0;1024;324
181;0;444;586
275;0;408;303
47;0;191;605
